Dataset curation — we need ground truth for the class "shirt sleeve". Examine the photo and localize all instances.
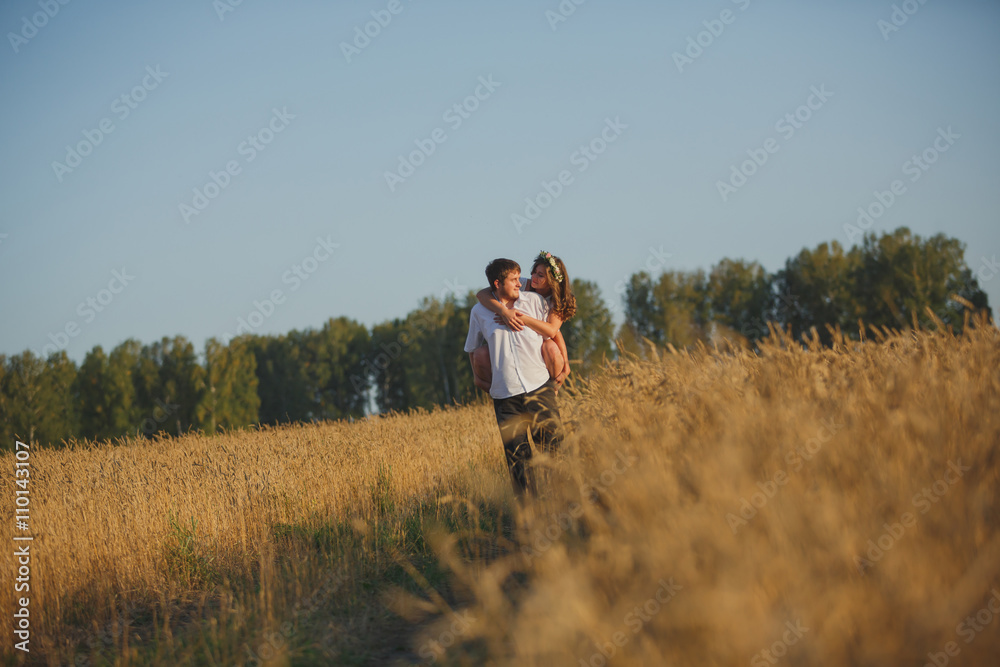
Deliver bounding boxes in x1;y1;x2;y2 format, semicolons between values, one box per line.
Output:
463;308;483;353
527;292;549;320
538;294;551;320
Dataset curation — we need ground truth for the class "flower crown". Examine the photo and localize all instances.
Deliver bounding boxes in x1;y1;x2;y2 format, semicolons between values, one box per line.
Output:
538;250;563;283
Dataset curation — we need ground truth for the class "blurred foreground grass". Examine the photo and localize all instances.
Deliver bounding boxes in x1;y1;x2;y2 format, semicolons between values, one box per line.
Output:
2;319;998;666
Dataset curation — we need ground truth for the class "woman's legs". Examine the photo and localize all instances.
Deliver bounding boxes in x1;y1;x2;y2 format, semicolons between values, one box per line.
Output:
541;338;563;380
473;345;492;385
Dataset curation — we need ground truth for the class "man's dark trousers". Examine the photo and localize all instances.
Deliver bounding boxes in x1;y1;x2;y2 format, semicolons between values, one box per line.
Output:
492;380;563;496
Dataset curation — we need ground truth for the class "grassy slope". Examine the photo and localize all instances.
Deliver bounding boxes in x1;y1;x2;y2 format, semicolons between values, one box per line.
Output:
2;321;998;666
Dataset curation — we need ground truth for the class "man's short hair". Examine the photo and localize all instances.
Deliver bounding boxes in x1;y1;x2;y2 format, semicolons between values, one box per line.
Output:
486;258;520;289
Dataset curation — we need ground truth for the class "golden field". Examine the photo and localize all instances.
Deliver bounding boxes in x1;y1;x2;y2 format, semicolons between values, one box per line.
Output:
2;319;999;666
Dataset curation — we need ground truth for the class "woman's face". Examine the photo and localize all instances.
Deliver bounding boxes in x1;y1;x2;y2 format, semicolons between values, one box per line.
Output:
531;263;549;293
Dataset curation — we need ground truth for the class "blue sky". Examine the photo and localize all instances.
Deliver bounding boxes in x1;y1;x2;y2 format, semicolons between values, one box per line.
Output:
1;0;998;362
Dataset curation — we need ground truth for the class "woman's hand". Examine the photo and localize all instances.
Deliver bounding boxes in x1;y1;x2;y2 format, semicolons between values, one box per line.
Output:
494;307;525;331
554;363;570;389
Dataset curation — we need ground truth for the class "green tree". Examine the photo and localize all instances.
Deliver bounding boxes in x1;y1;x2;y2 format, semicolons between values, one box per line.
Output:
773;240;860;343
76;346;111;441
621;271;658;349
134;342;163;435
141;336;206;435
302;317;371;420
707;258;773;344
852;227;989;333
368;318;413;413
106;340;143;437
248;318;369;424
1;351;78;447
621;270;710;354
36;351;79;446
368;295;476;414
198;337;260;433
773;228;991;343
3;352;45;445
249;334;311;425
77;343;140;442
561;279;614;377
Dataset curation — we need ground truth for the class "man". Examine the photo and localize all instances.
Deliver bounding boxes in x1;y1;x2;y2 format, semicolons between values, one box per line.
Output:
465;258;563;495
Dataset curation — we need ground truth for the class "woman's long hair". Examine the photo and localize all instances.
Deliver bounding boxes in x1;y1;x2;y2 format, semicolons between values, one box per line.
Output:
532;253;576;322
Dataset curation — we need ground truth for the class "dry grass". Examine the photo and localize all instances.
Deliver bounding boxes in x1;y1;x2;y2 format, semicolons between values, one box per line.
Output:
2;319;998;666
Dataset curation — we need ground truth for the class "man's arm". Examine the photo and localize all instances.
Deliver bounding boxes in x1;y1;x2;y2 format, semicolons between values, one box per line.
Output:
470;352;491;392
464;309;491;393
477;288;524;331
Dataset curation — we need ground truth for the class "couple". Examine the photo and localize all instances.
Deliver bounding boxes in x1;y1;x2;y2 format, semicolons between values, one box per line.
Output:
464;252;577;495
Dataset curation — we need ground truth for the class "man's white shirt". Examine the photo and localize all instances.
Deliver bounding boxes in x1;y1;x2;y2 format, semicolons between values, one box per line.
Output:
465;291;550;399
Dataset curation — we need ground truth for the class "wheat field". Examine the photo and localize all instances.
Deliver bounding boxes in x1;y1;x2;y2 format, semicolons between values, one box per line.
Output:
2;319;998;666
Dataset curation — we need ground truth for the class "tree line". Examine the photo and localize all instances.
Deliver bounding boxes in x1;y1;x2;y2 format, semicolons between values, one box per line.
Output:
618;227;989;352
0;227;990;449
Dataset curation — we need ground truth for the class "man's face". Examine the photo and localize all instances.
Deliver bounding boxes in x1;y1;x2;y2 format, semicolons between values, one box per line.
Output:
496;271;521;302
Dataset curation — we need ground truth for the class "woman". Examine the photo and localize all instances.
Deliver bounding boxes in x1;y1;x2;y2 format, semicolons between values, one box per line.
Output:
472;251;577;389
